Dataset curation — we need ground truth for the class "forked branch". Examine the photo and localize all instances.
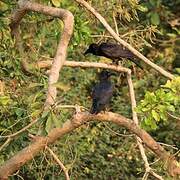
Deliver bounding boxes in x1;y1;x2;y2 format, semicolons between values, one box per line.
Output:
10;0;74;108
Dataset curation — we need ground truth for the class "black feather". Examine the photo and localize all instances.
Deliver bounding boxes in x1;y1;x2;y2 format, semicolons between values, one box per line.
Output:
84;42;142;69
90;71;114;114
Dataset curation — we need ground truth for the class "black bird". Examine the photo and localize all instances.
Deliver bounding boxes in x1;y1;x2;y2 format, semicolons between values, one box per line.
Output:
90;70;114;114
84;42;142;69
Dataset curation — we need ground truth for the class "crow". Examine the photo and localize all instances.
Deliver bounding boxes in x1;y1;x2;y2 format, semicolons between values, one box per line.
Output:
84;42;142;69
90;70;114;114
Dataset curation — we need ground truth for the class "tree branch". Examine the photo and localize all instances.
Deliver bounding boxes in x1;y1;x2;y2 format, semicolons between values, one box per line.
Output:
74;0;174;80
10;0;74;108
37;60;131;73
46;147;70;180
0;112;179;178
127;73;163;180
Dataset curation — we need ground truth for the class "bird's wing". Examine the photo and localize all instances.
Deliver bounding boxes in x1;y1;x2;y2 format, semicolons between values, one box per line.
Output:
92;83;113;104
100;43;135;59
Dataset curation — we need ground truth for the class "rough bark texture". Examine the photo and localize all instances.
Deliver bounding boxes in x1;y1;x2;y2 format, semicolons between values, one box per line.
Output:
0;112;179;178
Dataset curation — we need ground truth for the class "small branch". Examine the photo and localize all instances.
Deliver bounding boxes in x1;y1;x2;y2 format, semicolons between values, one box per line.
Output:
0;118;39;140
0;118;42;152
167;112;180;121
0;138;11;152
46;147;70;180
158;142;179;150
127;72;163;180
74;0;174;80
37;60;131;73
113;11;119;36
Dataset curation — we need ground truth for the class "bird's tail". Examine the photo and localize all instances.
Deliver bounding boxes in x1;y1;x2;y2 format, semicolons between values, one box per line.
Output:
129;58;143;69
90;100;99;114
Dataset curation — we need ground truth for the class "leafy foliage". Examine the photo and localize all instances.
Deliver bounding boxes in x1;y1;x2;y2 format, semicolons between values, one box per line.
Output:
136;77;180;130
0;0;179;179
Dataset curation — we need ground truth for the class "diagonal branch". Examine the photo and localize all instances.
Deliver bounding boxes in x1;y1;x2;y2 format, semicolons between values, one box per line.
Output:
0;112;179;179
46;147;70;180
127;72;163;180
74;0;174;80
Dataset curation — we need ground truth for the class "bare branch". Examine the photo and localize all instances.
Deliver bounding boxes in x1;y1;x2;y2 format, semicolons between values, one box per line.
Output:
0;138;11;152
0;112;179;178
0;118;39;139
46;147;70;180
127;72;163;180
74;0;174;79
37;60;131;73
10;0;74;108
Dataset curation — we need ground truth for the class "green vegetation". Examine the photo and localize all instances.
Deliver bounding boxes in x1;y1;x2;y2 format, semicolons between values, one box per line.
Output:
0;0;179;179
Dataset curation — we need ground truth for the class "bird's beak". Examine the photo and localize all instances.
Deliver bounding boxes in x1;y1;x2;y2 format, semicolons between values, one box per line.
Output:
84;49;90;55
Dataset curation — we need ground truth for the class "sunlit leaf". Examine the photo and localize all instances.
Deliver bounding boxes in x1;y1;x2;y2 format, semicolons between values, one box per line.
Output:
151;110;160;121
137;5;148;12
150;12;160;25
51;0;61;7
53;82;71;91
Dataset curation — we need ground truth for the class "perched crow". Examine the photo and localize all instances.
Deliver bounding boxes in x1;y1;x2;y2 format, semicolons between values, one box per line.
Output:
90;70;114;114
84;42;142;69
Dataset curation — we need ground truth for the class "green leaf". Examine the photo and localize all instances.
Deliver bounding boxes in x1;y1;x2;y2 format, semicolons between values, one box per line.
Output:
137;5;148;12
160;113;167;121
0;96;11;106
45;112;61;133
45;114;54;133
53;82;71;91
150;12;160;25
149;0;157;6
41;110;50;119
51;112;61;128
144;117;152;125
51;0;61;7
150;120;158;129
167;105;175;112
151;110;160;121
15;108;24;117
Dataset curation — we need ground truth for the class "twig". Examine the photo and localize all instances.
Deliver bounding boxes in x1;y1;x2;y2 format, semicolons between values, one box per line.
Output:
113;11;119;36
46;147;70;180
103;122;134;137
0;118;39;139
0;118;41;152
0;138;11;152
167;112;180;121
158;142;178;150
74;0;174;80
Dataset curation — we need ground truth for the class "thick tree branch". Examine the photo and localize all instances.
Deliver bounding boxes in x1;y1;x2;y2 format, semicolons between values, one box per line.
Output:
10;0;74;108
74;0;174;80
0;112;179;178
